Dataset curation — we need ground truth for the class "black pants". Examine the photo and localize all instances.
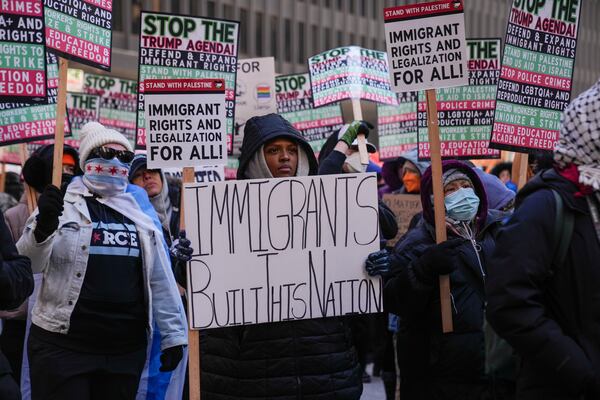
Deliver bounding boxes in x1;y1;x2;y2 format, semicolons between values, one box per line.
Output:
0;319;26;383
28;334;146;400
0;373;20;400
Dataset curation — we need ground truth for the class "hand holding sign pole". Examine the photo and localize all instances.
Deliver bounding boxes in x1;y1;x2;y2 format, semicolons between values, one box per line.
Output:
384;0;470;333
351;100;370;165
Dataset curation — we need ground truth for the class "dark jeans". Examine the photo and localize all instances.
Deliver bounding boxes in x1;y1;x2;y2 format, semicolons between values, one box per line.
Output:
28;334;146;400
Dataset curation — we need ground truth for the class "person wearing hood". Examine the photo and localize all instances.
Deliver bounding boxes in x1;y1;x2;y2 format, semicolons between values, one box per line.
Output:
365;160;503;399
486;81;600;399
129;155;192;287
16;122;187;400
199;113;362;399
380;147;431;196
1;144;81;385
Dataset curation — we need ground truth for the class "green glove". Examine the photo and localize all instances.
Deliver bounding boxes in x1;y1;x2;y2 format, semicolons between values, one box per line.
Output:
338;120;373;146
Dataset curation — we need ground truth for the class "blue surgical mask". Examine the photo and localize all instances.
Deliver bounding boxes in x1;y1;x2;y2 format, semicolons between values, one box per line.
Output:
82;158;130;197
444;187;480;222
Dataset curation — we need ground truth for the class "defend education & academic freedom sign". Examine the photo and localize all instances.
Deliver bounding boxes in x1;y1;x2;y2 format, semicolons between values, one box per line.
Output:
184;173;381;329
44;0;113;70
384;0;469;92
308;46;397;107
144;78;227;169
0;0;48;104
418;38;501;159
136;12;239;152
489;0;581;153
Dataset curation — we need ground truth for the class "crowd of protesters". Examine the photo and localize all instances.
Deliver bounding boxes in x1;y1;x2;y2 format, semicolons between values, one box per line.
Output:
0;80;599;400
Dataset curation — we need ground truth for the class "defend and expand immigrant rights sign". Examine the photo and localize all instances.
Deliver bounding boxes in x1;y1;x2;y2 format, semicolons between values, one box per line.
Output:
276;73;344;154
418;38;502;159
143;78;227;169
378;92;418;161
136;12;239;152
233;57;277;156
183;173;381;329
43;0;113;70
0;0;47;104
308;46;397;107
489;0;581;152
384;0;469;92
84;73;137;146
63;92;100;147
0;52;70;146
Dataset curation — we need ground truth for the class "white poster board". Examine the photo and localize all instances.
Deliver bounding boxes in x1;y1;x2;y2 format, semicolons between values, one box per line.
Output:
384;0;469;92
163;165;225;183
144;79;227;169
184;173;381;329
233;57;277;156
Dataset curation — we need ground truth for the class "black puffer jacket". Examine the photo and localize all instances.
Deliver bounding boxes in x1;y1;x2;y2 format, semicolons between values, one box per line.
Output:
201;114;362;400
384;161;501;400
0;217;34;375
486;168;600;400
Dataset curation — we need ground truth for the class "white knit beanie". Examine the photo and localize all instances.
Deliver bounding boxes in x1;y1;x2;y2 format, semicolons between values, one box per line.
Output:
78;121;133;169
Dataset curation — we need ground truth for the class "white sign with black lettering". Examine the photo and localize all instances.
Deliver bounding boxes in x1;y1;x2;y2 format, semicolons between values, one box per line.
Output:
144;79;227;169
233;57;277;156
184;173;381;329
384;0;469;92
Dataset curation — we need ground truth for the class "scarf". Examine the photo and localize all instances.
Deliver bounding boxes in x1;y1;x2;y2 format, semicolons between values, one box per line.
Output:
150;171;173;232
554;80;600;190
82;158;130;197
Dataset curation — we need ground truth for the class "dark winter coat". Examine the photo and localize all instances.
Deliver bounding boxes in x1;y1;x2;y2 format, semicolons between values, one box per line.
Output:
486;168;600;400
0;217;34;375
384;161;501;400
201;113;362;400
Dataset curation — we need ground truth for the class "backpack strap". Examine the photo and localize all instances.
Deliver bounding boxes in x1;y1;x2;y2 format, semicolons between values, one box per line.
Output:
551;190;574;272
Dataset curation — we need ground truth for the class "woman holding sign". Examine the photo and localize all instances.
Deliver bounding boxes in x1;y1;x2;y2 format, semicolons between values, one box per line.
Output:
376;161;504;400
198;113;363;399
16;122;188;400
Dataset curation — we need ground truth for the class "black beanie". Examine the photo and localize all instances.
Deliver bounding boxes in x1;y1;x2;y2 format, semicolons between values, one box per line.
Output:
22;145;80;193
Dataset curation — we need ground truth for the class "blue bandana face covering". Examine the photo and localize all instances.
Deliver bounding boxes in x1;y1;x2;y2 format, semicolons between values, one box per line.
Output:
444;187;480;222
82;158;130;197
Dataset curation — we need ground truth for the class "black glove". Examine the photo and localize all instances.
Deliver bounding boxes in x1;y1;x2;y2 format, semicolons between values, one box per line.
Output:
412;239;464;284
365;249;392;278
160;345;184;372
170;231;193;263
34;185;64;243
170;231;193;288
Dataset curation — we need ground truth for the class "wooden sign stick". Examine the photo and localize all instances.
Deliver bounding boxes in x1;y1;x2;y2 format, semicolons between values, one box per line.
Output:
513;153;529;190
351;99;369;165
425;89;453;333
180;167;201;400
51;57;69;187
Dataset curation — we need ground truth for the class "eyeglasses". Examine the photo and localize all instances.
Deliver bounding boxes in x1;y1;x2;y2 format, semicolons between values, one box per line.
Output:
89;147;135;163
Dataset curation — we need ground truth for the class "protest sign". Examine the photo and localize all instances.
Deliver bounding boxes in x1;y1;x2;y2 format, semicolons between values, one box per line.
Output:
184;173;381;329
0;52;70;146
384;0;469;92
276;73;344;154
0;0;47;104
0;144;22;164
233;57;277;156
136;12;239;153
489;0;581;153
308;46;397;108
143;78;227;169
63;92;100;147
67;68;84;92
163;165;225;184
378;92;418;161
84;73;137;146
43;0;113;70
418;38;501;159
382;193;422;247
